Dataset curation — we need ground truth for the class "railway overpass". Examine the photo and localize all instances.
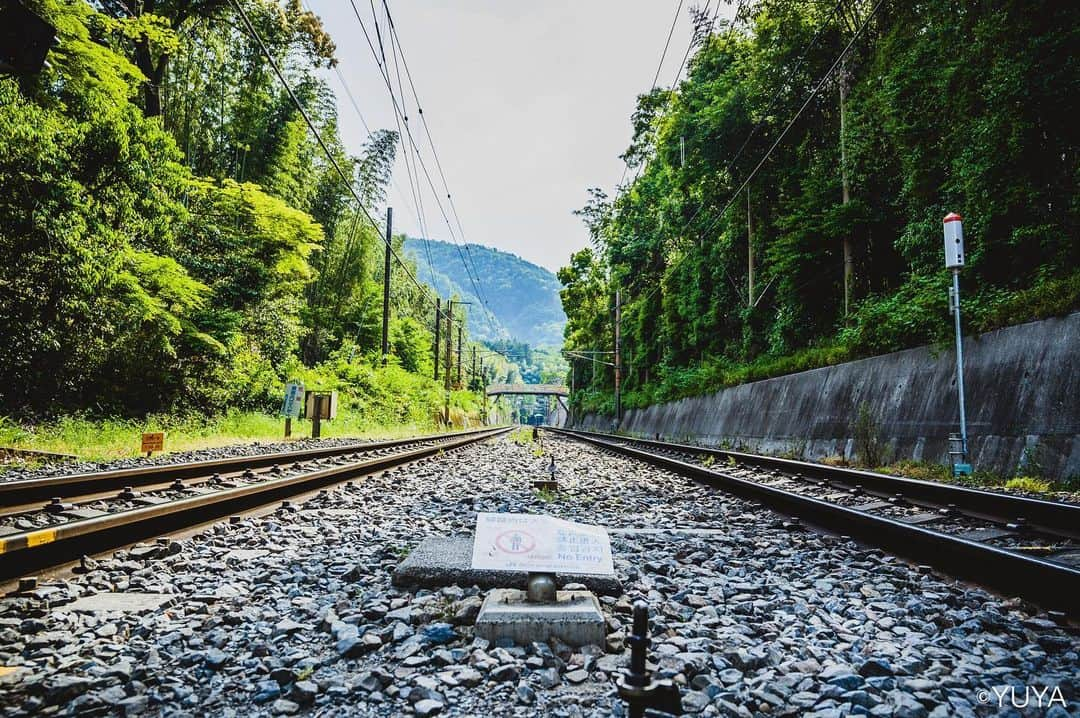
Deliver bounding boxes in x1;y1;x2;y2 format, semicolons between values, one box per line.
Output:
485;383;568;398
485;384;569;426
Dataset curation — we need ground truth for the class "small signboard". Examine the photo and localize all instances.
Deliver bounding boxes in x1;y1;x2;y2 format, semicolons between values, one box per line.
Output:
140;432;165;454
280;381;304;418
471;512;614;576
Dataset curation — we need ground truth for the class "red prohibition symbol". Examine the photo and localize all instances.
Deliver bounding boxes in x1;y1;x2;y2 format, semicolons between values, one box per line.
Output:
495;530;536;554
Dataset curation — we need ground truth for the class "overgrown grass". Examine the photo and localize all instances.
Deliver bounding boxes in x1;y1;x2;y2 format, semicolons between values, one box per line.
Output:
510;428;535;446
0;410;446;463
1003;476;1053;494
872;460;1076;493
534;487;558;502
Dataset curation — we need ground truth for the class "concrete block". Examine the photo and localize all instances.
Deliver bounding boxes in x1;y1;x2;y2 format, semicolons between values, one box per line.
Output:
63;592;174;613
392;536;622;596
475;589;605;647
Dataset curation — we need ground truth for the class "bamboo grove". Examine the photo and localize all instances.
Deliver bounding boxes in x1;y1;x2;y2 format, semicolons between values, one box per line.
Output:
0;0;483;422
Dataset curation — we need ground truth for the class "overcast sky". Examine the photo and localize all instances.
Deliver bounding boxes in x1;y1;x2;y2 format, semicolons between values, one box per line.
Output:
304;1;731;273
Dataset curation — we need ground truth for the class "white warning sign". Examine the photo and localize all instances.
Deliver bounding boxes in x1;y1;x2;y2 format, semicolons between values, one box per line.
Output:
470;512;614;576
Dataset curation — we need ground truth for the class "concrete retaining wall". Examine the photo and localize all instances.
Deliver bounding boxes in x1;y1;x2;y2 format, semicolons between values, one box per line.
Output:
575;313;1080;479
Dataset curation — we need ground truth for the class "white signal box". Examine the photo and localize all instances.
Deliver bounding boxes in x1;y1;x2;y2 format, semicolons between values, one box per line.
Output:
943;212;965;268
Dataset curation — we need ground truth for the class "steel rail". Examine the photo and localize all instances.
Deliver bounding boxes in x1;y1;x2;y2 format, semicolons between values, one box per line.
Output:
0;427;510;581
0;427;499;506
555;428;1080;540
551;428;1080;614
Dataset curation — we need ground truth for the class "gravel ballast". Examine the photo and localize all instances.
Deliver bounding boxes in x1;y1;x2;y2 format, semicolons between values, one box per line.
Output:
0;433;1076;716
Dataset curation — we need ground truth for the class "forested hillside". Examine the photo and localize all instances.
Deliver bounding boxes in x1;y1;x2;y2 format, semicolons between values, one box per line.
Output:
405;238;566;347
0;0;475;425
562;0;1079;415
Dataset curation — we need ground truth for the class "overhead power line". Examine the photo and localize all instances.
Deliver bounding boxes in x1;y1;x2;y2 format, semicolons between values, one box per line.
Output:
230;0;469;332
346;0;501;339
378;0;498;325
631;0;889;308
629;0;846;261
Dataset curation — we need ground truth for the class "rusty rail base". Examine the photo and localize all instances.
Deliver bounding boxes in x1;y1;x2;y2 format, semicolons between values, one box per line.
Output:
552;428;1080;616
0;426;502;506
556;428;1080;541
0;427;510;581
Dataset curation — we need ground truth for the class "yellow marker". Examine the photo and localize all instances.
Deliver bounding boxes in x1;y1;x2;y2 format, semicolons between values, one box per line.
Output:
26;529;56;548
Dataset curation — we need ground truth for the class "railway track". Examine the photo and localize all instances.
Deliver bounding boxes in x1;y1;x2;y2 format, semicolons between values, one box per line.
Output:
551;427;1080;614
0;427;509;582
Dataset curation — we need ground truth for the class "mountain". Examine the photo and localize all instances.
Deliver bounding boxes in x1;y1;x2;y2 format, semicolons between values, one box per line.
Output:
403;238;566;347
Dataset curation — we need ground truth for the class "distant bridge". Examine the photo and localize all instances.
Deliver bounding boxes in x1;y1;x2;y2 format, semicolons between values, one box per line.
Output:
485;383;569;398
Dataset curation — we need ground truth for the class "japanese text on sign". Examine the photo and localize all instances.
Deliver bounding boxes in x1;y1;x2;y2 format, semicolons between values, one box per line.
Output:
140;432;165;453
280;381;304;418
470;512;614;576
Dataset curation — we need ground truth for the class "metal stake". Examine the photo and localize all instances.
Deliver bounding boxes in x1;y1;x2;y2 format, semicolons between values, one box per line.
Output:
951;268;968;460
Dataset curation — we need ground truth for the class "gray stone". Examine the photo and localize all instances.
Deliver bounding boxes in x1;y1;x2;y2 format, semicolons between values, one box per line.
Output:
455;667;483;687
44;674;92;704
858;658;894;677
392;536;622;596
272;698;300;715
63;592;173;613
515;681;536;704
415;698;444;717
565;669;589;684
451;596;484;625
291;680;318;704
534;667;560;688
826;672;864;690
682;691;711;714
204;648;229;670
490;664;519;682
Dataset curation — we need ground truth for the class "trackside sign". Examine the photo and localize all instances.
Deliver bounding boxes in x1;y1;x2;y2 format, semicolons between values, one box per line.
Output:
470;512;614;576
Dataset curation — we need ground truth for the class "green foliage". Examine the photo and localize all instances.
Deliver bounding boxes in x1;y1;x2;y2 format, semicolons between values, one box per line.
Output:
0;0;482;432
563;0;1080;417
850;402;888;468
1004;477;1052;494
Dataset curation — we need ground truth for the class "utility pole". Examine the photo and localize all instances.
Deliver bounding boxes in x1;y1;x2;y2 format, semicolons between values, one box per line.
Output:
433;297;441;380
747;186;754;307
614;289;622;425
840;62;853;315
471;346;477;389
444;300;453;425
381;207;392;365
480;357;487;424
456;325;463;386
569;361;576;427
